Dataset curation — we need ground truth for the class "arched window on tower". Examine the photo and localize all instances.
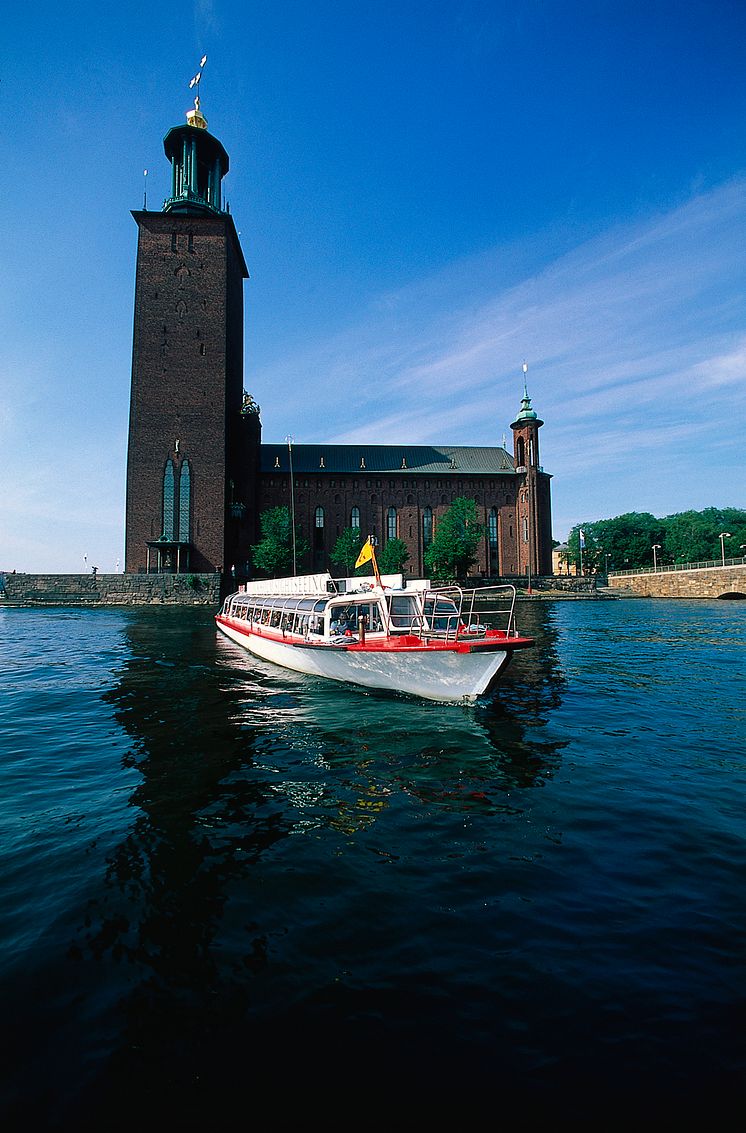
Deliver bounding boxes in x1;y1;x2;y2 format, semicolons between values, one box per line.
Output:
163;460;175;539
387;507;397;541
351;506;360;529
516;436;526;467
488;507;499;577
315;506;324;529
179;460;191;542
423;506;433;548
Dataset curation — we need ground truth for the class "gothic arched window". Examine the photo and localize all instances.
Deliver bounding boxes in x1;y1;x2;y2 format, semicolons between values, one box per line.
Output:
351;506;360;529
179;460;191;542
488;507;499;576
315;506;324;528
423;506;433;548
387;507;397;541
163;460;175;539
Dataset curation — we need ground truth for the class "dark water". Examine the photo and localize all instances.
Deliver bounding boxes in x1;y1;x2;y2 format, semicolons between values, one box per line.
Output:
1;599;744;1125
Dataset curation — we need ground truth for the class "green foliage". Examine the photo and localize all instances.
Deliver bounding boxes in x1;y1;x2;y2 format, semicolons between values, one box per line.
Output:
377;537;410;574
186;574;203;591
424;497;485;581
330;527;364;575
251;507;310;578
565;508;746;572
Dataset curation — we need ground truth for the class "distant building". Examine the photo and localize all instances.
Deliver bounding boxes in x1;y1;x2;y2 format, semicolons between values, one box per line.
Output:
125;97;553;580
552;543;578;576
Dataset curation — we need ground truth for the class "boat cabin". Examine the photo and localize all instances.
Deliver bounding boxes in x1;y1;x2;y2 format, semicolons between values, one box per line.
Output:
218;572;513;646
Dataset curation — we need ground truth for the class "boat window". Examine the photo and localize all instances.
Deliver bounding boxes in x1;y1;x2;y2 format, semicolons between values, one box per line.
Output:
424;596;460;632
387;594;418;631
330;606;357;634
354;602;383;632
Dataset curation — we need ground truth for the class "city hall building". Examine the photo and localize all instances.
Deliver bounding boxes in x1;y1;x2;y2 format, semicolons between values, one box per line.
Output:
125;96;553;582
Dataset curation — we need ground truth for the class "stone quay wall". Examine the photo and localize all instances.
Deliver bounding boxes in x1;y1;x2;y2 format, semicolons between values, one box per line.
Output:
0;571;600;608
0;573;222;607
607;564;746;599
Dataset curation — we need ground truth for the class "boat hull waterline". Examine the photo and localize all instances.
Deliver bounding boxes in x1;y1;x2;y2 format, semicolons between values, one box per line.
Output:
216;615;525;701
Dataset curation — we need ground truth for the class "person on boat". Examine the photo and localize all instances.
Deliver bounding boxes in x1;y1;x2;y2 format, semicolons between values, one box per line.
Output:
330;612;347;634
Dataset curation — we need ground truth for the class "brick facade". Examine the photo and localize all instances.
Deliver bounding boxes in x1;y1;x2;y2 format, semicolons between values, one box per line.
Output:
256;463;553;578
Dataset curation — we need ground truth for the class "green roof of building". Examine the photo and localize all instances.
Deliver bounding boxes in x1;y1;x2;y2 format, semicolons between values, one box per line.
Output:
260;444;516;476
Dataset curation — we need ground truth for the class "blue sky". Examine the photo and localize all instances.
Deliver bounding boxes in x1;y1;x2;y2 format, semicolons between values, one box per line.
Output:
2;0;745;572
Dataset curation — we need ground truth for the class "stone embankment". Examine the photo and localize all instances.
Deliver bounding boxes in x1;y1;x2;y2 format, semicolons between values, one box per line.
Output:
607;564;746;599
0;573;222;607
0;572;611;608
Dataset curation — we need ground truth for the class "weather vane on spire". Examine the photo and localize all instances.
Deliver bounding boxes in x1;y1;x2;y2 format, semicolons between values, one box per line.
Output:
189;55;208;112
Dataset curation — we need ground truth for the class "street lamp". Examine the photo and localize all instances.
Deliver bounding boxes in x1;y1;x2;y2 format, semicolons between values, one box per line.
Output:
652;544;661;572
719;532;732;566
286;435;297;576
740;544;746;563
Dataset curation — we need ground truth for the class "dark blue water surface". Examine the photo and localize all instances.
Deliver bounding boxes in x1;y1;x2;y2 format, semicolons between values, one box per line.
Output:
1;599;744;1125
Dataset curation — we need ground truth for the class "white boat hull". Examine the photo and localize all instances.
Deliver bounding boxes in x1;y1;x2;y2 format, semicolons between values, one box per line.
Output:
216;618;514;702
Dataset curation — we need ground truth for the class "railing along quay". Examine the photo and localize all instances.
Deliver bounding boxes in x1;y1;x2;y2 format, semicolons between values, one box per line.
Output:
611;557;745;577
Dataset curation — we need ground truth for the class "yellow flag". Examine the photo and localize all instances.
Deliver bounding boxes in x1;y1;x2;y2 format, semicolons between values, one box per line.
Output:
355;539;374;568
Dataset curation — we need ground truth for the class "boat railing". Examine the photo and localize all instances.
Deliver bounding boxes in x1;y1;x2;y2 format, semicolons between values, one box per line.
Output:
420;584;520;641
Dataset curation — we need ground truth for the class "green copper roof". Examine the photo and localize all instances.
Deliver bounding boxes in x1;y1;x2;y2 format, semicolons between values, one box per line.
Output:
510;386;544;429
515;387;536;420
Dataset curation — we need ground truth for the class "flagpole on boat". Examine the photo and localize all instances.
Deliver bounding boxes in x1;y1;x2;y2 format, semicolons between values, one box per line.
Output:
355;534;381;588
286;434;297;575
523;361;533;595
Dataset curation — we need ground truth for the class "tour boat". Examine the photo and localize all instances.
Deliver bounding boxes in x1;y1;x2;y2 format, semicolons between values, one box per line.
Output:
215;544;534;702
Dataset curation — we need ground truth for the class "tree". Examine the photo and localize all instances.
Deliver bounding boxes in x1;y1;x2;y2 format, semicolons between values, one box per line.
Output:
664;507;746;564
378;537;410;575
562;507;746;572
330;527;364;574
424;497;484;581
251;507;309;577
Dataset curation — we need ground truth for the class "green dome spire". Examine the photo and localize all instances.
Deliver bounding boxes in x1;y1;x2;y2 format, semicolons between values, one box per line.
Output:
515;385;537;421
510;363;543;430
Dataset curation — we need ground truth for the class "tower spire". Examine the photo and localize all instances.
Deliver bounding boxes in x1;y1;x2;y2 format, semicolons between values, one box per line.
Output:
187;55;209;129
515;361;538;422
162;57;229;215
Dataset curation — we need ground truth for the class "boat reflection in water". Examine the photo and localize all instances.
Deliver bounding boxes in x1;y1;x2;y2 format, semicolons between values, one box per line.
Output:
218;642;565;828
67;603;567;1121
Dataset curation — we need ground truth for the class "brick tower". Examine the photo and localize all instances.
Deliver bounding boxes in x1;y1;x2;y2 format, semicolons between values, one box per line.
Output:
511;369;553;579
125;88;259;576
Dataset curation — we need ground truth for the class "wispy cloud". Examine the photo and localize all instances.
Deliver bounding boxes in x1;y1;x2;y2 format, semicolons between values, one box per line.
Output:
254;178;746;461
249;176;745;537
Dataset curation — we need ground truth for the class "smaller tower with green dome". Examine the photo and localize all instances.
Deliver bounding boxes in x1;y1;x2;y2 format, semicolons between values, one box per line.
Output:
510;366;552;578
